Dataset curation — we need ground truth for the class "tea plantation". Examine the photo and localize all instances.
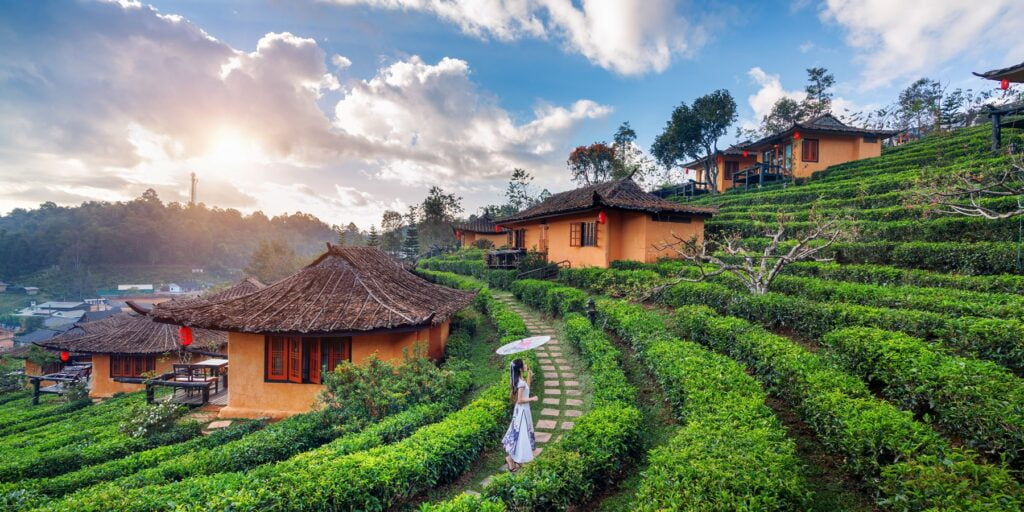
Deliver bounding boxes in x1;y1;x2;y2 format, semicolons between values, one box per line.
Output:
2;124;1024;511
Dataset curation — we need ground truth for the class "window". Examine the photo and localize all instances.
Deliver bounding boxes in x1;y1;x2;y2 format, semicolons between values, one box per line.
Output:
513;229;526;249
570;222;597;247
651;213;693;223
110;355;156;378
724;161;739;180
266;336;352;384
863;134;878;143
801;139;819;162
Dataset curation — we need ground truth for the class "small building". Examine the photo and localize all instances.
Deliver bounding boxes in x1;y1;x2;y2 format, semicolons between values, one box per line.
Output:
734;114;897;187
682;146;760;194
37;312;227;398
454;213;510;248
496;178;717;268
167;283;183;294
0;282;8;293
23;287;39;296
149;246;475;419
118;284;154;292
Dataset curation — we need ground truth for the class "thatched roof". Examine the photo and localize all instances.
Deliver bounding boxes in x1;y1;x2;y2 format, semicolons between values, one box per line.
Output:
36;312;227;355
454;213;509;234
497;178;717;224
682;145;751;170
741;113;898;149
974;60;1024;83
149;245;476;335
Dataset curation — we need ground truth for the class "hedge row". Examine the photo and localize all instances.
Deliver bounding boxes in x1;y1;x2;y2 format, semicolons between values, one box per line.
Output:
0;398;92;437
48;400;474;511
597;299;809;510
0;393;137;454
822;327;1024;468
769;275;1024;320
783;261;1024;295
0;419;265;509
671;305;1023;510
564;267;1024;372
707;215;1020;244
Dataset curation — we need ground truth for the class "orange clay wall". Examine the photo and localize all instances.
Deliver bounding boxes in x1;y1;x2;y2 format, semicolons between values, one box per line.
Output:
220;322;449;419
88;354;177;398
460;232;507;248
787;135;882;179
642;213;706;263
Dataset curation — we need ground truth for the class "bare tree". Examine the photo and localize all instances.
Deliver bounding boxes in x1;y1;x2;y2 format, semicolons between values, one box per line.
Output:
652;216;849;295
914;155;1024;219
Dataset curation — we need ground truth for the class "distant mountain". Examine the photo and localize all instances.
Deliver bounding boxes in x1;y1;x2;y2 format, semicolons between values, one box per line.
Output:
0;189;334;283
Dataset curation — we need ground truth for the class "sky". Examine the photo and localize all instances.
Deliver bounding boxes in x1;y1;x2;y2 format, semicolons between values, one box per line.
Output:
1;0;1022;229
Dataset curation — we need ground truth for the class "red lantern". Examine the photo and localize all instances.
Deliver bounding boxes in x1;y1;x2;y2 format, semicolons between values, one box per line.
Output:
59;351;70;363
494;225;501;233
793;131;801;140
1001;78;1010;90
742;150;749;158
179;326;193;347
597;211;607;224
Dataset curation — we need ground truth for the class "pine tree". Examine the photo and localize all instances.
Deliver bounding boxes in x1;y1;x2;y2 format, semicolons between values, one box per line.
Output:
335;225;346;246
401;207;420;259
367;225;380;247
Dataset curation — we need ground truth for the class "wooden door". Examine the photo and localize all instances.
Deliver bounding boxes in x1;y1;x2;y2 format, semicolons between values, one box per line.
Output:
307;338;321;384
287;337;302;383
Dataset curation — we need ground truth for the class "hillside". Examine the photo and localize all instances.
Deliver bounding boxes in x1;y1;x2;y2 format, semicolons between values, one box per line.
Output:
0;191;335;295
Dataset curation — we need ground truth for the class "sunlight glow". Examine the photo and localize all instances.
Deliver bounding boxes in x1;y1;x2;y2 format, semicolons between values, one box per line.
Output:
206;128;264;165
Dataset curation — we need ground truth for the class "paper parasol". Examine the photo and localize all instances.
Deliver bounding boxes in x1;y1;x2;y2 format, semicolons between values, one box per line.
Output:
496;336;551;355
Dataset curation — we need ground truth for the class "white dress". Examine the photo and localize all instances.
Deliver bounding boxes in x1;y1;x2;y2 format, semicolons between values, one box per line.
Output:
501;377;536;464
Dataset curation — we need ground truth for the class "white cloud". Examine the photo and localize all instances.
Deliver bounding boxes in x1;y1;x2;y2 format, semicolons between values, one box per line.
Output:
323;0;703;75
0;0;609;228
743;67;806;129
798;41;814;53
820;0;1024;88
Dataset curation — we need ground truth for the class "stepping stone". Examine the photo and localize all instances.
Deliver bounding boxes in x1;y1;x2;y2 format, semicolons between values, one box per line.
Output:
539;359;552;364
557;365;572;371
555;358;568;364
564;380;579;387
481;476;494;488
560;421;574;430
464;490;481;497
542;398;560;405
545;388;561;395
536;419;557;429
207;420;232;429
565;409;583;417
565;398;583;406
540;408;560;416
542;372;557;379
533;447;544;457
536;431;552;443
544;380;559;387
561;372;577;378
550;352;562;357
565;389;582;396
541;365;556;371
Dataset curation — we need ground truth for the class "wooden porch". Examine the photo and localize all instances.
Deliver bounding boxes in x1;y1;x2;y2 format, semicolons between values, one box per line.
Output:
731;163;791;189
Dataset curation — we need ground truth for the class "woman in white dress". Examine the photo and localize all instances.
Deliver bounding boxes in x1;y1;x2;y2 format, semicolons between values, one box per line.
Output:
502;358;537;472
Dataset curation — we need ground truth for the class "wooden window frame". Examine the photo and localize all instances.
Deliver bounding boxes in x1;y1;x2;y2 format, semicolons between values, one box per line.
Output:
801;139;819;162
723;161;739;180
110;354;156;378
513;229;526;249
266;336;352;384
581;221;597;247
569;222;581;247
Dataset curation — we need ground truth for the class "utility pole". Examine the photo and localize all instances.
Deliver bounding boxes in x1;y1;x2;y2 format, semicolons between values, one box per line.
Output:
189;172;198;206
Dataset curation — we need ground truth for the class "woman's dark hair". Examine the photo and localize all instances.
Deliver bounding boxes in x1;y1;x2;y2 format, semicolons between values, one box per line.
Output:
509;358;524;403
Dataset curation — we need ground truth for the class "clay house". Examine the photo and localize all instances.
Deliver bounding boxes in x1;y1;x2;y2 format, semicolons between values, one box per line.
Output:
454;213;509;249
682;145;760;194
36;312;227;398
148;245;475;419
732;114;897;187
496;177;717;268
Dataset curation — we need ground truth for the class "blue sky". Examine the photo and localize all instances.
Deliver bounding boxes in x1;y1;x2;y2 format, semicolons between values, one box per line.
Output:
1;0;1021;228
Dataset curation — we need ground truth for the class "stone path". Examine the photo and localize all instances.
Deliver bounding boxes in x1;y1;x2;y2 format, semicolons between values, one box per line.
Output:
467;291;588;496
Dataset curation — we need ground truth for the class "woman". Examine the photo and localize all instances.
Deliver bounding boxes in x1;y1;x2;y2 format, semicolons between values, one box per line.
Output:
502;358;537;472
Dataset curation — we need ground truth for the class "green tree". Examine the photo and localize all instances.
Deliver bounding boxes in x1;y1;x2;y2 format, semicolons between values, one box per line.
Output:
380;210;405;254
898;78;943;135
763;97;803;135
401;207;420;260
367;225;380;247
419;186;462;250
801;67;835;118
567;142;616;185
344;222;362;246
244;239;301;283
651;89;737;193
611;121;655;181
334;225;346;246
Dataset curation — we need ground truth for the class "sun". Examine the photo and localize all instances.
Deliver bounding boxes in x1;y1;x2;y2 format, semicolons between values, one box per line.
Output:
206;128;260;165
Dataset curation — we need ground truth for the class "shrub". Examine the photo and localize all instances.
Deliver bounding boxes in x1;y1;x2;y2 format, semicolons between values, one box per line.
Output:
118;401;189;439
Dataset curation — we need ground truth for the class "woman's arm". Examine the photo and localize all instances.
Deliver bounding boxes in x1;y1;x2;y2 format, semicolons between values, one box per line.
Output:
517;386;537;404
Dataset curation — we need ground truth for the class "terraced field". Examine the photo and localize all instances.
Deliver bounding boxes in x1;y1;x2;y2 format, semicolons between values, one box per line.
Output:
416;124;1024;511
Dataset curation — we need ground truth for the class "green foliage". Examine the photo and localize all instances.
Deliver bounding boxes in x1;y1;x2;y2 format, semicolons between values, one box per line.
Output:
319;347;471;422
822;327;1024;468
243;238;302;283
0;358;21;394
670;304;1022;509
117;401;189;439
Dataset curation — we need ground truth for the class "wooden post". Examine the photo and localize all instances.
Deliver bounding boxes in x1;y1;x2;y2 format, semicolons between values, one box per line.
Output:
759;165;765;187
32;379;40;406
992;112;1002;153
202;384;210;405
586;298;597;326
145;383;154;404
